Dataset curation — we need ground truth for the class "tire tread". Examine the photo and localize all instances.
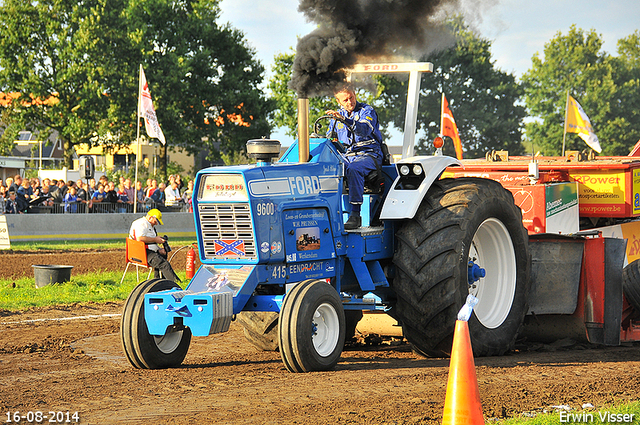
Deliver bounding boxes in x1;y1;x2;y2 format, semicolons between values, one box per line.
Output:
392;178;530;357
623;259;640;311
121;279;191;369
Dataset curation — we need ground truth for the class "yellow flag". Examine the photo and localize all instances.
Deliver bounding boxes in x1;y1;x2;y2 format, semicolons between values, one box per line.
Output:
566;95;601;152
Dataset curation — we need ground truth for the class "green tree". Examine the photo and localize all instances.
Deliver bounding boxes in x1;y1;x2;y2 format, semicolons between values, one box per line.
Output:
612;31;640;151
0;0;117;165
377;17;525;158
522;26;640;155
0;0;273;174
120;0;273;176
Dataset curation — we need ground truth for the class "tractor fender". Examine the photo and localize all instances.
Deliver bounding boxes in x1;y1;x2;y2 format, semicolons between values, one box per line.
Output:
379;155;462;220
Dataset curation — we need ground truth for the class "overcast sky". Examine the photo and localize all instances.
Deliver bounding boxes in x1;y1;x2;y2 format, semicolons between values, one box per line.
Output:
218;0;638;143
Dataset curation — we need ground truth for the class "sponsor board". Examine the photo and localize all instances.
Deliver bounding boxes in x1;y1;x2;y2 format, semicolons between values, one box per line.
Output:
633;168;640;215
0;216;9;250
444;167;640;218
545;183;579;234
601;220;640;266
569;171;628;217
506;182;578;234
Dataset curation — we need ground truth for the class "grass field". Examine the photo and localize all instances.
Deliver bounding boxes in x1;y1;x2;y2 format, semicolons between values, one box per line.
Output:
0;271;139;311
0;269;191;311
498;401;640;425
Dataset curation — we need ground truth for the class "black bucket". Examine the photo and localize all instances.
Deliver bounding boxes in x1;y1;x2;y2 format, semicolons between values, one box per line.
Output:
32;265;74;288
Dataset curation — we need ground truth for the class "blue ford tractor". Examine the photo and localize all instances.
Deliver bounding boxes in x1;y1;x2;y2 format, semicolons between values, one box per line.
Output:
121;63;530;372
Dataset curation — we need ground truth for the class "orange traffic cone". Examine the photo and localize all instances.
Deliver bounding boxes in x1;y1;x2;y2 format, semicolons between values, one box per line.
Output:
442;319;484;425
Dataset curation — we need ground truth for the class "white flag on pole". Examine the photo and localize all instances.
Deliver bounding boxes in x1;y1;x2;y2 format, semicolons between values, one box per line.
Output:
138;65;166;145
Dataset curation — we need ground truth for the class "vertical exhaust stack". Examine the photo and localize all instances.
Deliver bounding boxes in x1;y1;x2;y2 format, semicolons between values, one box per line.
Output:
297;98;310;163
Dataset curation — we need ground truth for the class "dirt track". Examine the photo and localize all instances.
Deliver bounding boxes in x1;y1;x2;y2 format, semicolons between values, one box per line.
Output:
1;250;640;424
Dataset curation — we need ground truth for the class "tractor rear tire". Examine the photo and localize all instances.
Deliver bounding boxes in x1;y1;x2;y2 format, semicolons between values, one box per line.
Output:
236;311;280;352
622;259;640;312
344;310;363;341
121;278;192;369
279;280;346;372
392;177;530;357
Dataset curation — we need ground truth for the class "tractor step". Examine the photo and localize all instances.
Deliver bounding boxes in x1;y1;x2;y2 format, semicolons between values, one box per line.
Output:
345;225;384;235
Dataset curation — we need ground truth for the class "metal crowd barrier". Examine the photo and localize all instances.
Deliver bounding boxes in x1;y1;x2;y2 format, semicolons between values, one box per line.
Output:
3;200;191;214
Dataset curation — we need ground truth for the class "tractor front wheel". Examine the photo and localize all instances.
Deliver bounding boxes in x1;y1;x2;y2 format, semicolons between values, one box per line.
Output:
237;308;362;352
279;280;345;372
121;279;192;369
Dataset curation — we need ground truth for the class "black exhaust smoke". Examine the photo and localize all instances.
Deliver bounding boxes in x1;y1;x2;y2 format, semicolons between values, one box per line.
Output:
289;0;461;97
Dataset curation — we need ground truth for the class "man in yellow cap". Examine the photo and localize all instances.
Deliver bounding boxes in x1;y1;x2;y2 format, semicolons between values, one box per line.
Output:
128;208;180;283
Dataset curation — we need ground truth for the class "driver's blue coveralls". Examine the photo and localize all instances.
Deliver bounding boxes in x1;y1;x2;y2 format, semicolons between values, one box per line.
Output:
327;101;383;207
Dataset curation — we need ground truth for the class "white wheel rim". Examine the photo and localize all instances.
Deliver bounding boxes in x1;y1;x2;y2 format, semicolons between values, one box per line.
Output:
312;303;340;357
468;218;517;329
154;329;183;354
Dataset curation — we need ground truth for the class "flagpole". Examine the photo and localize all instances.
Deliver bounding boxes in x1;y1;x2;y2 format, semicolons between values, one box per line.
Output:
440;92;445;137
134;64;142;214
562;90;569;157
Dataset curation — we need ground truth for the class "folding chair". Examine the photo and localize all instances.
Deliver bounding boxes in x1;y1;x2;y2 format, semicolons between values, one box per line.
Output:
120;238;153;284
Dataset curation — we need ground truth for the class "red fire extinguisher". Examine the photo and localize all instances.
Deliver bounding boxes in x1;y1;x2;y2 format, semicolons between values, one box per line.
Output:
186;244;196;280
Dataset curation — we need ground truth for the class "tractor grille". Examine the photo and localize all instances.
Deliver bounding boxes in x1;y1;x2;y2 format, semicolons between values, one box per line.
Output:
199;203;256;260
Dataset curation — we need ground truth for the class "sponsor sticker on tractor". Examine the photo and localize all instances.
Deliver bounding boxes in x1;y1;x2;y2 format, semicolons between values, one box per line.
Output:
200;174;248;201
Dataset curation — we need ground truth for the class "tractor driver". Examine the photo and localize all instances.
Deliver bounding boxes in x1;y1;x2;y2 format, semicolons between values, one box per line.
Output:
128;208;181;283
325;85;383;230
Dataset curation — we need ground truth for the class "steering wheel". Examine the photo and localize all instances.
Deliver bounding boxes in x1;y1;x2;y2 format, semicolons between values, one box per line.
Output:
313;114;346;135
312;115;347;154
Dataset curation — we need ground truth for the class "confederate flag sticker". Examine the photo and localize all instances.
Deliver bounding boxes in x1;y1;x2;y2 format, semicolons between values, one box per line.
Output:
214;239;246;256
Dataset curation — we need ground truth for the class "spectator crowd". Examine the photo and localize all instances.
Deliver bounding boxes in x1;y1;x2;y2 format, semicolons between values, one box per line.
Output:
0;174;194;214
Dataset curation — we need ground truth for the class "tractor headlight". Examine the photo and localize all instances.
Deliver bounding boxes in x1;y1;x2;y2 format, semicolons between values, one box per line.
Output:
395;163;427;191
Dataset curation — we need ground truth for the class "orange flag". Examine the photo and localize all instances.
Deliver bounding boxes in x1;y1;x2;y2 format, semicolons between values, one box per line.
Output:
441;93;463;160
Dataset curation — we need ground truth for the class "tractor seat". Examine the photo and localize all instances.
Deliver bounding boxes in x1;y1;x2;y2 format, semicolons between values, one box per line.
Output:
364;169;384;194
363;143;390;194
